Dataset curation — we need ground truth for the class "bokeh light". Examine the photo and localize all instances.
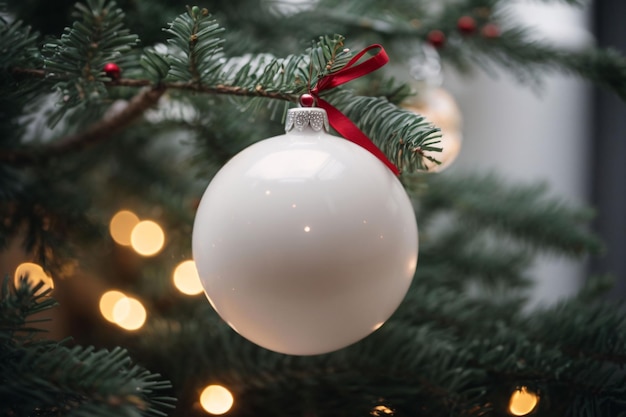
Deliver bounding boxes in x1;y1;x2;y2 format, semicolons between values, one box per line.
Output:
109;210;140;246
200;385;234;415
173;260;204;295
14;262;54;294
371;405;394;416
509;387;539;416
112;296;147;331
130;220;165;256
99;290;127;323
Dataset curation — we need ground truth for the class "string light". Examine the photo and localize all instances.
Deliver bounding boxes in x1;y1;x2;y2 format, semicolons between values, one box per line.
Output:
199;385;234;415
99;290;127;323
508;387;539;416
173;260;204;295
113;296;147;331
14;262;54;294
109;210;140;246
371;405;394;416
130;220;165;256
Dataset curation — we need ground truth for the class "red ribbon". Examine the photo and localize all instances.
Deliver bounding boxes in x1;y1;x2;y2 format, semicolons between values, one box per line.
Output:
310;44;400;176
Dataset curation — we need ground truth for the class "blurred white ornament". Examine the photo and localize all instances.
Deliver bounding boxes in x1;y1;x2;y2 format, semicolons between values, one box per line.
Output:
403;88;463;172
192;107;418;355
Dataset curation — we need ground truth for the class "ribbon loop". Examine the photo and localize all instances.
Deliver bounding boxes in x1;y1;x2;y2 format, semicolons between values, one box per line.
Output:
310;44;399;176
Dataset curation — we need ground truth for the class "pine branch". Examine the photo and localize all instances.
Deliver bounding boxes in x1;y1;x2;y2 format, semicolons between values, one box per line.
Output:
136;314;490;417
41;0;139;127
163;6;225;84
0;19;40;69
0;277;175;417
329;90;442;172
6;32;440;173
467;26;626;100
0;85;165;165
524;301;626;364
0;278;57;339
392;285;626;416
281;1;626;102
417;227;533;291
408;173;604;257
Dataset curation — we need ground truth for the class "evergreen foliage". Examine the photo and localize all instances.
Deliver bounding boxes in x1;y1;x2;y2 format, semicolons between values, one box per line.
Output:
42;0;139;127
0;0;624;416
0;277;175;416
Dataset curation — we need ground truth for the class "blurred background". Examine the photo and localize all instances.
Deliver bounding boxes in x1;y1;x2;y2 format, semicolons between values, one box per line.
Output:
2;0;624;328
447;0;625;304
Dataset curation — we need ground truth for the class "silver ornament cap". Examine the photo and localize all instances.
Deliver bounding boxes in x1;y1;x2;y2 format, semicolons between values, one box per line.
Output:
285;107;330;133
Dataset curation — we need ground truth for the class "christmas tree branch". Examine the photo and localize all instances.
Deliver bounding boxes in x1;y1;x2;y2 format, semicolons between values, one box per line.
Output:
0;84;166;165
1;277;175;416
11;67;300;100
2;69;298;166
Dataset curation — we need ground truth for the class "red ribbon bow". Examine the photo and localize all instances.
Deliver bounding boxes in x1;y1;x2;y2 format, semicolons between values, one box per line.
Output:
310;44;400;176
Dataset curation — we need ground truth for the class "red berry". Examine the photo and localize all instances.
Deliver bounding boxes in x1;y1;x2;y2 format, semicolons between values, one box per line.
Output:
457;16;477;35
103;62;121;80
299;93;315;107
427;30;446;48
481;23;501;39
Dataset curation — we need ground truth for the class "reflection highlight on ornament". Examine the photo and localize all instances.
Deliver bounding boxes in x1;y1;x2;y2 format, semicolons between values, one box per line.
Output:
130;220;165;256
508;387;539;416
304;226;311;232
109;210;140;246
371;321;384;331
173;260;204;295
14;262;54;294
200;384;234;415
246;149;334;180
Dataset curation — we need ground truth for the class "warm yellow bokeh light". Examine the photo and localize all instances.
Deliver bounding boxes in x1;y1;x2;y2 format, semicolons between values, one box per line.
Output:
173;260;204;295
200;385;234;415
99;290;127;323
113;296;147;331
14;262;54;294
371;405;394;416
109;210;140;246
130;220;165;256
509;387;539;416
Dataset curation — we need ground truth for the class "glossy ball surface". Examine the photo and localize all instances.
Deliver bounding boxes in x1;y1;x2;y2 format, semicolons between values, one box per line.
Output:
192;127;418;355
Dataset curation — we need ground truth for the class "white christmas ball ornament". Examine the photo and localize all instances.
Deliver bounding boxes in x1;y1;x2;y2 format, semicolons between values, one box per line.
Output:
192;107;418;355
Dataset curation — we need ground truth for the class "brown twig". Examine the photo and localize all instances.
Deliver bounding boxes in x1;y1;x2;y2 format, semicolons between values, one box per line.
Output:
3;68;299;165
0;86;166;165
10;67;298;100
